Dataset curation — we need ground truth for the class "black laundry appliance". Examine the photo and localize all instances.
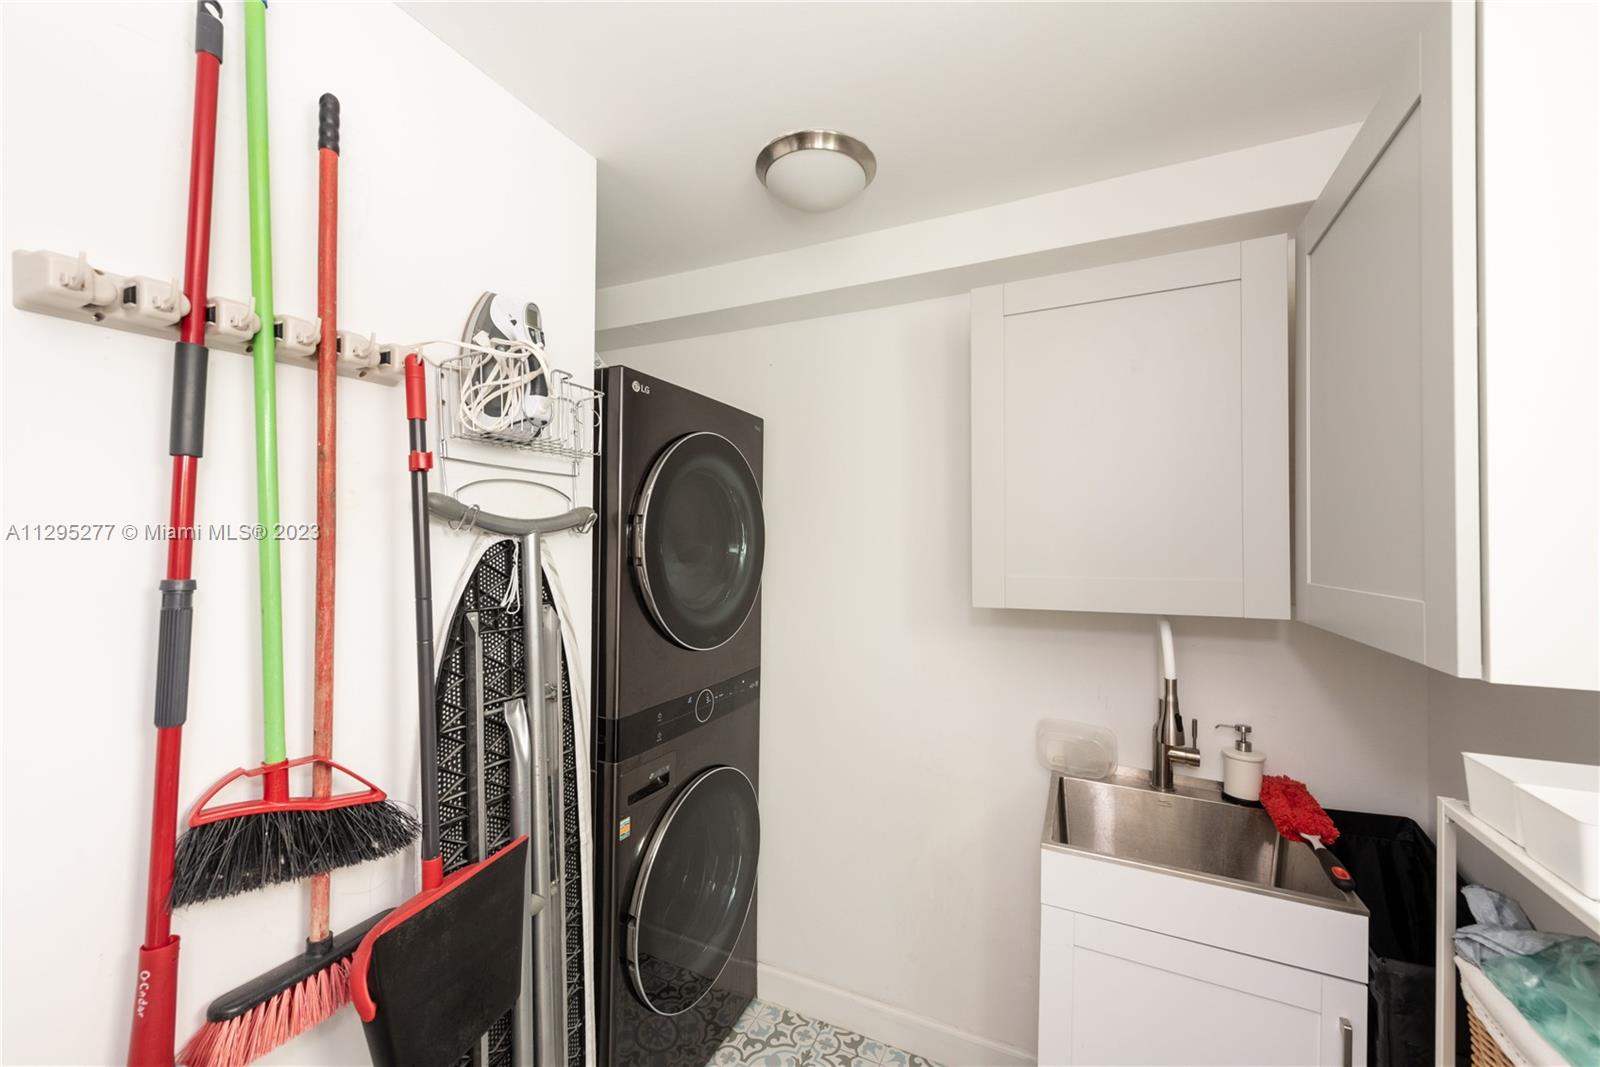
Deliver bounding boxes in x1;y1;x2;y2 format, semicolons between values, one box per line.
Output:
594;366;764;710
593;366;764;1067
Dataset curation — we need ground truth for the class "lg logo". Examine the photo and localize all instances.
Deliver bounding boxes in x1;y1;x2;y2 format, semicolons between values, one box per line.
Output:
631;380;651;395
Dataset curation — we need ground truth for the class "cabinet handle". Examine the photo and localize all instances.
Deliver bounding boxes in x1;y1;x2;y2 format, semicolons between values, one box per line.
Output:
1340;1017;1353;1067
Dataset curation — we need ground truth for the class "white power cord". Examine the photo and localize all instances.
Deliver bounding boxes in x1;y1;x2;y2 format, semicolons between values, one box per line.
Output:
500;539;522;615
457;333;552;435
401;334;554;437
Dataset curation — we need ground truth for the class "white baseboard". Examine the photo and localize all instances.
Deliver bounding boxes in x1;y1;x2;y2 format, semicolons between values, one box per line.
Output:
757;962;1036;1067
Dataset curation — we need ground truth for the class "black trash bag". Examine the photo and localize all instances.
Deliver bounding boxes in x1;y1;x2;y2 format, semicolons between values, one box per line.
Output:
1326;809;1471;1066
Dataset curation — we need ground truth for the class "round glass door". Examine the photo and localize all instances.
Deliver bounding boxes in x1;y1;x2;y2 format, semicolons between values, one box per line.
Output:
633;432;765;651
626;766;760;1016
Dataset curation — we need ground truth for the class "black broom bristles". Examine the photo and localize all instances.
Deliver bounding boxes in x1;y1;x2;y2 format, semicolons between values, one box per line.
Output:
170;801;420;908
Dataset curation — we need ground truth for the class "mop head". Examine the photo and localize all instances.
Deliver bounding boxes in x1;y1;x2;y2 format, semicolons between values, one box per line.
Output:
1259;774;1340;845
177;912;387;1067
170;801;419;908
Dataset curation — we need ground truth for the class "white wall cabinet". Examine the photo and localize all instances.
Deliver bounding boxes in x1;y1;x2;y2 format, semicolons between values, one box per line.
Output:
1295;2;1480;677
1039;908;1364;1067
1475;3;1598;691
972;237;1289;619
1296;3;1598;689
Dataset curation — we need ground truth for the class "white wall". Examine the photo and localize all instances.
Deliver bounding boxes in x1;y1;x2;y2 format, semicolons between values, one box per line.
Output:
0;3;595;1063
1426;673;1600;934
612;293;1432;1064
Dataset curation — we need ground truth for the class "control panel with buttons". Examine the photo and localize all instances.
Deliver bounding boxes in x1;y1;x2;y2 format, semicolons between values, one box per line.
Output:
597;669;760;763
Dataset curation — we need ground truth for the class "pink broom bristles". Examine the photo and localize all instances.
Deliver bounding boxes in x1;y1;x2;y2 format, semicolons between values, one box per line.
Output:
177;958;351;1067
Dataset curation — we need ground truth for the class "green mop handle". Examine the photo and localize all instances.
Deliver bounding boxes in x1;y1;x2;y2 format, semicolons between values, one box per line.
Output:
245;0;287;777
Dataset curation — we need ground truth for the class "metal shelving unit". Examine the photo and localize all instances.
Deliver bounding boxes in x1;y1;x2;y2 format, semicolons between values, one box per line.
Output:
1433;796;1600;1063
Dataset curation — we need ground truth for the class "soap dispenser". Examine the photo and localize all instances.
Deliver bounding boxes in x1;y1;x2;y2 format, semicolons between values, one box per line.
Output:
1214;723;1265;803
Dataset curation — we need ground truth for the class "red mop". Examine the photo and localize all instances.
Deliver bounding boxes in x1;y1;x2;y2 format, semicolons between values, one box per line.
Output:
126;5;223;1062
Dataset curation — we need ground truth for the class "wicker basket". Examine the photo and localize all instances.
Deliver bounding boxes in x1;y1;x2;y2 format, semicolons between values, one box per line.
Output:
1467;1003;1518;1067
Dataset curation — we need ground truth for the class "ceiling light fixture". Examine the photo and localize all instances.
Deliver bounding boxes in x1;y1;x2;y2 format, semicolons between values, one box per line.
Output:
755;129;877;213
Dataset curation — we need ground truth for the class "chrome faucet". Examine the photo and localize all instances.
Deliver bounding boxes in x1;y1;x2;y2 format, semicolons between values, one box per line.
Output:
1152;678;1201;790
1152;618;1200;791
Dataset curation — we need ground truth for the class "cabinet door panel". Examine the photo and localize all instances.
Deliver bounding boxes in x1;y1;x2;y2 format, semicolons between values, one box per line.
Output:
1478;2;1600;690
972;236;1288;619
1295;3;1479;674
1064;915;1332;1066
1072;949;1321;1065
1003;282;1244;615
1037;906;1074;1067
1320;975;1366;1067
1305;112;1424;602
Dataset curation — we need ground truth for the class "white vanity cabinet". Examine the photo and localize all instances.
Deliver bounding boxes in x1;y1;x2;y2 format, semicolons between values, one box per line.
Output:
1038;845;1368;1067
1039;909;1364;1067
971;236;1290;619
1296;2;1598;688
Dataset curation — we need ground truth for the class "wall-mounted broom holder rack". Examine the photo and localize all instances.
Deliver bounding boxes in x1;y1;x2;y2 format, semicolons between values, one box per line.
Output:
11;249;403;385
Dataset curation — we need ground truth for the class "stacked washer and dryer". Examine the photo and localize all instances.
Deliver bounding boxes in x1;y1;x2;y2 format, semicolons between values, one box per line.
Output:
593;367;766;1067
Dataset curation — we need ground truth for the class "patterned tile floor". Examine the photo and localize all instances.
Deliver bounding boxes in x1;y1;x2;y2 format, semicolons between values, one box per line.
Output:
711;999;941;1067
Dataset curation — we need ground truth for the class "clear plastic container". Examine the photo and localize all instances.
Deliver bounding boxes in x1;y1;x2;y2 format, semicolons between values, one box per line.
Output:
1036;719;1117;780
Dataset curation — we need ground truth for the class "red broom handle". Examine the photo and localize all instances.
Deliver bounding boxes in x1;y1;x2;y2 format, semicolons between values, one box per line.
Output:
129;5;221;1064
147;29;218;944
309;93;339;946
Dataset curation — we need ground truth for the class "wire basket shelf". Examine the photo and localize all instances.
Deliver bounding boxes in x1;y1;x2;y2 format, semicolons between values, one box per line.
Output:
436;343;601;462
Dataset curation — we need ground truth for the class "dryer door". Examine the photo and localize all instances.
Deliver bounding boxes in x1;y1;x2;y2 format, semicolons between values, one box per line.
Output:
632;431;765;651
626;766;760;1016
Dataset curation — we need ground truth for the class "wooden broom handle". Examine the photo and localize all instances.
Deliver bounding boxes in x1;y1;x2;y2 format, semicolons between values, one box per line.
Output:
309;93;339;945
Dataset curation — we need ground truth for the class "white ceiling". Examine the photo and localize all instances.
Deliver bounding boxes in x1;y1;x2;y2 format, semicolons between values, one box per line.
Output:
403;1;1432;287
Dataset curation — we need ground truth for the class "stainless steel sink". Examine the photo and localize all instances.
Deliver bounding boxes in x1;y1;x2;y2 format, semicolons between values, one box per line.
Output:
1043;769;1367;914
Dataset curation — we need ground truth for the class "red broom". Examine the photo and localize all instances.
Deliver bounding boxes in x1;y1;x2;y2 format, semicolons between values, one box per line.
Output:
1259;774;1356;891
179;93;397;1067
126;5;224;1063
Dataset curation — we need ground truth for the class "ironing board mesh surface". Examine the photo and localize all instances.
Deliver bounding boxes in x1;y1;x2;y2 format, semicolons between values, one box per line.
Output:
435;539;587;1067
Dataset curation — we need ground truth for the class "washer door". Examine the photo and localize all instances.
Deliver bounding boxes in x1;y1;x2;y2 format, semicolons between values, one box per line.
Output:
626;766;760;1016
632;432;764;651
